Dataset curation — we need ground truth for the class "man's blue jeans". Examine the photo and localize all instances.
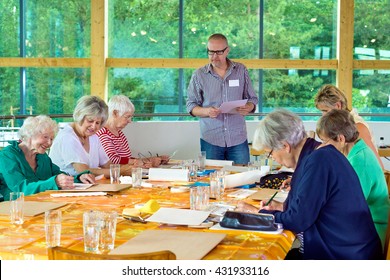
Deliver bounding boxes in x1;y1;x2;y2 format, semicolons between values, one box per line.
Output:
200;139;250;165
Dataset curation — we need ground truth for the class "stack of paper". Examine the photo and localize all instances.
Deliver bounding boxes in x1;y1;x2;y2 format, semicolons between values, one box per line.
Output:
148;168;189;181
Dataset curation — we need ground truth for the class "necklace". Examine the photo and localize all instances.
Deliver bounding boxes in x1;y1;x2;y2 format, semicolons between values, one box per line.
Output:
72;123;87;146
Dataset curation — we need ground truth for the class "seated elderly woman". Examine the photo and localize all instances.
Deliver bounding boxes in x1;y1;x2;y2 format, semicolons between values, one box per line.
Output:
314;84;384;170
0;115;95;200
237;109;383;260
49;95;131;177
316;109;389;248
96;95;169;168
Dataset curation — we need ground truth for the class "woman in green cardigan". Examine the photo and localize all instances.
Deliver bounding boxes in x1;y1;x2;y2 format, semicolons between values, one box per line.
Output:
0;115;95;201
316;109;389;249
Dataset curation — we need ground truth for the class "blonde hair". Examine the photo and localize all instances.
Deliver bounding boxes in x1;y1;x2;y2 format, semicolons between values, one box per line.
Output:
73;95;108;125
18;115;58;141
314;85;349;111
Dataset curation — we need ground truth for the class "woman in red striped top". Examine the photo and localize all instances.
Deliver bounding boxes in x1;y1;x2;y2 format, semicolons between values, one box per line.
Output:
97;95;167;168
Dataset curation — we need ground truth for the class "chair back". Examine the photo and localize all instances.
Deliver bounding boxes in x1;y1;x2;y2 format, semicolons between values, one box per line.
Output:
48;246;176;260
385;209;390;260
384;170;390;197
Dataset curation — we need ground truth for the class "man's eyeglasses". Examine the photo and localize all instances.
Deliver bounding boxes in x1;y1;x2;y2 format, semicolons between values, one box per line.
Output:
266;148;274;159
207;47;228;56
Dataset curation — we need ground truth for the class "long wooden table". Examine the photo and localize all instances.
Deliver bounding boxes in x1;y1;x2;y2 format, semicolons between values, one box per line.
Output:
0;179;294;260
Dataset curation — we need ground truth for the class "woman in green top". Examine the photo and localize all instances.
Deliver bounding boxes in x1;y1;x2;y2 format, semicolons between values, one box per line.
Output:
0;115;95;201
316;109;389;248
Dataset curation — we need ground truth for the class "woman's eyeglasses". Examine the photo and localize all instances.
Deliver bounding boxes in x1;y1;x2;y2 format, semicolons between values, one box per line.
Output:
266;148;274;159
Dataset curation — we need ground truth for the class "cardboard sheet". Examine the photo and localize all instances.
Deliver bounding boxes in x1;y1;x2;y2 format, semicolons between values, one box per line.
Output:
0;201;68;217
249;188;289;203
109;229;226;260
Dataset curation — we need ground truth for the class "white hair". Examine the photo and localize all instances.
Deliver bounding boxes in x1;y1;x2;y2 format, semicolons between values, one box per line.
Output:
108;95;135;118
253;109;306;151
18;115;58;141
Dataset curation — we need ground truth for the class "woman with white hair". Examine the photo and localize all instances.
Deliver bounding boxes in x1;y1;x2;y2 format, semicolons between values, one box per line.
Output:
49;95;131;177
0;115;94;200
96;95;168;168
237;109;383;260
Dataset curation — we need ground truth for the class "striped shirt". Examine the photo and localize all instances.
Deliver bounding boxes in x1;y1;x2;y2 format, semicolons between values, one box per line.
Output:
186;59;258;147
96;127;131;164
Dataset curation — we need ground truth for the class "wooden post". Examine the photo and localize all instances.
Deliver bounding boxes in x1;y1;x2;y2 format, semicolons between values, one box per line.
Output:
90;0;108;101
337;0;354;109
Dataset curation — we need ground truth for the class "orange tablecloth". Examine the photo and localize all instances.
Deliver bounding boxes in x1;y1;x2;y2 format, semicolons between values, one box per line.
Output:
0;183;294;260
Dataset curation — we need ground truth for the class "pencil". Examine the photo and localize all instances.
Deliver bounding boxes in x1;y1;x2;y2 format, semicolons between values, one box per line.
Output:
265;191;278;206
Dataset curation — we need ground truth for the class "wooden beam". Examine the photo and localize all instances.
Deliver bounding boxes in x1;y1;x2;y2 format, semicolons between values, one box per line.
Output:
90;0;107;101
0;58;90;68
353;60;390;70
337;0;354;109
106;58;338;70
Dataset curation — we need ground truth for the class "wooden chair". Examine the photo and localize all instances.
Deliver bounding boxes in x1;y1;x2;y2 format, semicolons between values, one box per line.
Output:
48;246;176;260
385;209;390;260
384;170;390;197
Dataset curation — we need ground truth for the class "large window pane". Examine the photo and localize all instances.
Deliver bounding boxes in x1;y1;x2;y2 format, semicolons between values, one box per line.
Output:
353;0;389;118
26;68;90;117
0;0;19;57
264;0;337;59
25;0;90;58
0;68;20;117
183;0;260;59
108;68;188;120
110;0;179;58
354;0;389;61
353;70;390;121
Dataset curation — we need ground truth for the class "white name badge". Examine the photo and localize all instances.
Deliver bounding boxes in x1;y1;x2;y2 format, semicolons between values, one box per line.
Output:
229;79;239;87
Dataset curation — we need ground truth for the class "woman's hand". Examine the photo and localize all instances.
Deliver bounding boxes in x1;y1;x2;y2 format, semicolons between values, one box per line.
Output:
149;157;162;167
79;173;96;184
159;155;170;165
280;177;292;192
236;201;259;213
56;174;75;189
259;200;284;212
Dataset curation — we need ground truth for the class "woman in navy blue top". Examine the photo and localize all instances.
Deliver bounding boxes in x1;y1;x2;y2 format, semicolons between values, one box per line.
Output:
238;109;383;259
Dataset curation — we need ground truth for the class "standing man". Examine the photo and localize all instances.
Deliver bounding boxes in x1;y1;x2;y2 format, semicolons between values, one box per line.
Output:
186;33;258;164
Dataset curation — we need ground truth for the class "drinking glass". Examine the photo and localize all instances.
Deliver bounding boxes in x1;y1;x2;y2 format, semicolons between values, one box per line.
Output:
83;210;101;253
110;164;121;184
132;167;143;188
98;211;117;252
10;192;24;225
45;209;62;247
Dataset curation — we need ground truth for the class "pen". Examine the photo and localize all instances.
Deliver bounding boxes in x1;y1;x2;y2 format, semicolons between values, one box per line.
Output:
265;191;278;206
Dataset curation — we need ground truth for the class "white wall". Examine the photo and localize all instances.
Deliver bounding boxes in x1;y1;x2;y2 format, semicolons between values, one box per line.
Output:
123;121;390;169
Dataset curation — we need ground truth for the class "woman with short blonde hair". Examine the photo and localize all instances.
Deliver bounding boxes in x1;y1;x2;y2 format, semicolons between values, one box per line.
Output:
314;84;384;169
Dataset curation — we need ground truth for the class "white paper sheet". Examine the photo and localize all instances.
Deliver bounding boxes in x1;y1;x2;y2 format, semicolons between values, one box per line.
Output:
148;168;189;181
50;192;107;197
145;208;210;226
219;99;247;113
205;159;234;167
224;170;265;189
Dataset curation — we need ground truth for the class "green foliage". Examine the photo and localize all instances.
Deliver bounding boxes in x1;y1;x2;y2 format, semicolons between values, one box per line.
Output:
0;0;389;119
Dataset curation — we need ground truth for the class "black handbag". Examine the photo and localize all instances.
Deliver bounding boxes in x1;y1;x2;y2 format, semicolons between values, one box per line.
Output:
256;171;293;189
220;210;278;231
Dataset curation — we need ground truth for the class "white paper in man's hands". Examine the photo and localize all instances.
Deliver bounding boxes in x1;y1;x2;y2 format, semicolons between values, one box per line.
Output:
219;99;248;114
